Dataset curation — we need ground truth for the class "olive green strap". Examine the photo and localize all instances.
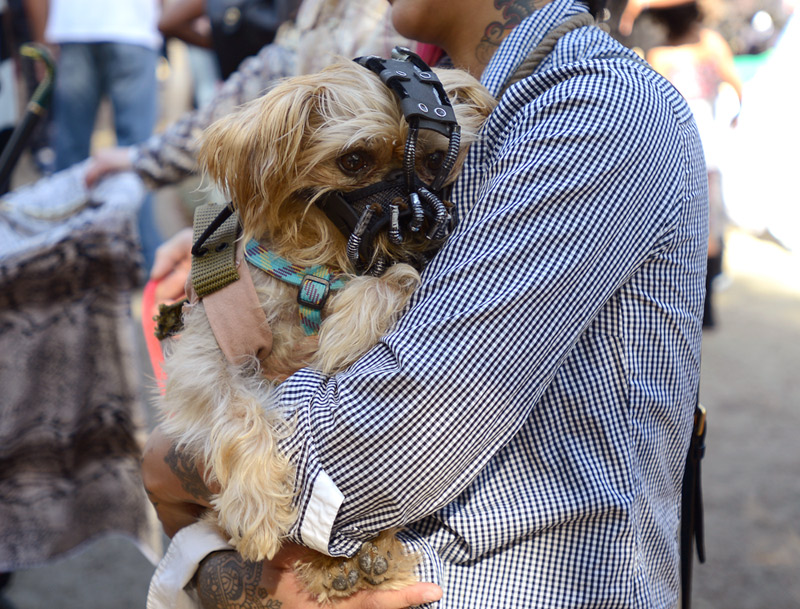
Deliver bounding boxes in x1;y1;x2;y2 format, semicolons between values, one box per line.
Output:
190;203;240;298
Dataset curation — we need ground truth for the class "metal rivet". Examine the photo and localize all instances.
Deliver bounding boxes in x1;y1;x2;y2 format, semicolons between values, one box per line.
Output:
418;103;429;113
396;70;407;77
434;107;447;117
419;72;432;79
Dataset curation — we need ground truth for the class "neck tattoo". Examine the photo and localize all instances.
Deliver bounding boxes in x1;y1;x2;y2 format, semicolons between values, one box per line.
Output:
476;0;551;65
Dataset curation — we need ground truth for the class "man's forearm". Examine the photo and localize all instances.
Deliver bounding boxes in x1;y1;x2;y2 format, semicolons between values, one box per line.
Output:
195;552;284;609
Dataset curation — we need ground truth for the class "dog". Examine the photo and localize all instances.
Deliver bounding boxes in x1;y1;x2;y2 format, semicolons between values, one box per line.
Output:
156;52;495;601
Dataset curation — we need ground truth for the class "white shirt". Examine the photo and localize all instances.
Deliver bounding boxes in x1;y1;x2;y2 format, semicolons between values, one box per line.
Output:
45;0;162;50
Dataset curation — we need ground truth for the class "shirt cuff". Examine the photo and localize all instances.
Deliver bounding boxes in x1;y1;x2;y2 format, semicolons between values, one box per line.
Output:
299;469;345;555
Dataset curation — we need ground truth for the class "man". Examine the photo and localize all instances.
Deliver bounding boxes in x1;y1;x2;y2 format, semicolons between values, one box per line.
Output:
144;0;707;607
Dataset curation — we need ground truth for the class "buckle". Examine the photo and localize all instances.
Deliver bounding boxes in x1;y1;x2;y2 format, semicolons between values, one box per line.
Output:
694;403;706;438
297;275;331;310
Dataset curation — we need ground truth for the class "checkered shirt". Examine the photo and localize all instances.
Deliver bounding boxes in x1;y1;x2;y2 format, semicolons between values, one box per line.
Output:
276;0;708;607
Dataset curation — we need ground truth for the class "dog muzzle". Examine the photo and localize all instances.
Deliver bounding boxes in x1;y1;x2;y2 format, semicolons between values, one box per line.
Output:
316;47;462;276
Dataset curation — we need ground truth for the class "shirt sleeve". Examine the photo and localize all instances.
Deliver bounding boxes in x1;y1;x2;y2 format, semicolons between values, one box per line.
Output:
276;59;702;557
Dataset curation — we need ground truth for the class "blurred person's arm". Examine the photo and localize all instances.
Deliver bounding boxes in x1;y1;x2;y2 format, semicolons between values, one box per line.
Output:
150;226;192;289
619;0;696;35
702;28;743;102
87;0;408;189
158;0;213;49
86;41;297;190
22;0;47;43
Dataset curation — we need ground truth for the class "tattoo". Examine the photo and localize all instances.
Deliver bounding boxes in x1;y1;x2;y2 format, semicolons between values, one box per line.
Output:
477;0;550;63
195;551;282;609
164;444;212;501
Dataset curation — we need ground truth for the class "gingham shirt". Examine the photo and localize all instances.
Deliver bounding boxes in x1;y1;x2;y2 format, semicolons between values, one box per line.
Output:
277;1;707;607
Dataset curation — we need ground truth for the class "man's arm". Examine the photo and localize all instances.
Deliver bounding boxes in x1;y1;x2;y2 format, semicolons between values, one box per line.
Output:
141;426;215;537
22;0;47;43
141;428;442;609
192;550;441;609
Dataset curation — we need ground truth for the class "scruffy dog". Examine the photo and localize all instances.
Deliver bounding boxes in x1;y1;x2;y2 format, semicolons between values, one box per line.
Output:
157;53;494;600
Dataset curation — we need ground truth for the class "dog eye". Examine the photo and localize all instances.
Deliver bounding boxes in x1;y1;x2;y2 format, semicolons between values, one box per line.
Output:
337;150;372;175
424;150;445;171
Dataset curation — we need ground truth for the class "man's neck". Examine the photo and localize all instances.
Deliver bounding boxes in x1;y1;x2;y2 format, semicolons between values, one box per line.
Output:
451;0;553;78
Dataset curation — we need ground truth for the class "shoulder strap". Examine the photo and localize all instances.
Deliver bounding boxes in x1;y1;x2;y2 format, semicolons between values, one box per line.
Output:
499;11;598;98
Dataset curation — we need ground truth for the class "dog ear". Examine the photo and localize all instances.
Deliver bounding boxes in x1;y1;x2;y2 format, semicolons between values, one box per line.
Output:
435;68;496;132
199;82;322;241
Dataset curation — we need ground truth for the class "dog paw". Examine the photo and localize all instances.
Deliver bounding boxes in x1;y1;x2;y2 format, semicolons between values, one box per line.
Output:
330;543;391;592
231;527;280;564
294;530;418;602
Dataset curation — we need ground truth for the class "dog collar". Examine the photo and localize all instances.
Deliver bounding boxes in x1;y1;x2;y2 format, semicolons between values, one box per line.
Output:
244;240;348;336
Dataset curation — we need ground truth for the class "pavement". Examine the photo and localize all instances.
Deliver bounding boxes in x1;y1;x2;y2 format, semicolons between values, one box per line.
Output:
2;223;798;608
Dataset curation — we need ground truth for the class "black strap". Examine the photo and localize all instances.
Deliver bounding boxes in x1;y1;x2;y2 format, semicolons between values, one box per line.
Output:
680;402;707;609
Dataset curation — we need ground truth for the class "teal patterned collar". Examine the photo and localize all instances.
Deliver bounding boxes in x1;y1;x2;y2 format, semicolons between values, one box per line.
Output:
244;240;348;336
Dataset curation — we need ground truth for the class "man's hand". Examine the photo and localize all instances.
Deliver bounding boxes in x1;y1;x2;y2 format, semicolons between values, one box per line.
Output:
142;427;443;608
84;146;135;188
195;549;443;609
151;227;193;300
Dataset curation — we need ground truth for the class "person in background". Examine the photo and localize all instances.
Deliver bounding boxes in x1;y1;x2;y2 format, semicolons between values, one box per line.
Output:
643;0;742;327
158;0;299;81
140;0;708;607
0;0;19;194
83;0;409;210
23;0;164;268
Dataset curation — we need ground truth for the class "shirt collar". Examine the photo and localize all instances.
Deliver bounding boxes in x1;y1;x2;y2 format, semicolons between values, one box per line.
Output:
481;0;590;98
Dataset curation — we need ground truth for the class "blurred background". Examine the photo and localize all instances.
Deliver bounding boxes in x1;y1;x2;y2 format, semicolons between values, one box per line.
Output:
1;0;799;607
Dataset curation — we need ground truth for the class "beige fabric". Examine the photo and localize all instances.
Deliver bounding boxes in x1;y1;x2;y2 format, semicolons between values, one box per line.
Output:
185;240;273;366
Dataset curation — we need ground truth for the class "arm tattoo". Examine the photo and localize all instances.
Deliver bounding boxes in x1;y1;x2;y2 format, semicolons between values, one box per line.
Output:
195;551;282;609
477;0;551;63
164;444;212;502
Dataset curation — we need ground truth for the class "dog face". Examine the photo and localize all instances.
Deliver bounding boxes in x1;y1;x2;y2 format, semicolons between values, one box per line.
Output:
200;58;496;270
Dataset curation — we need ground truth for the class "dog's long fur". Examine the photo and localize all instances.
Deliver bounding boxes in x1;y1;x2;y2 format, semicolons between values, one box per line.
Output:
157;59;495;600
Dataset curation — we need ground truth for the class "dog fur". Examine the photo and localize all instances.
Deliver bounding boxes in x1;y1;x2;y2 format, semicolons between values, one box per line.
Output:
157;58;495;600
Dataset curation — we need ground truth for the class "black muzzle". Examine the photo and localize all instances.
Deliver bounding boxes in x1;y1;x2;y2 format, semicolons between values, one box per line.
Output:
315;46;462;275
